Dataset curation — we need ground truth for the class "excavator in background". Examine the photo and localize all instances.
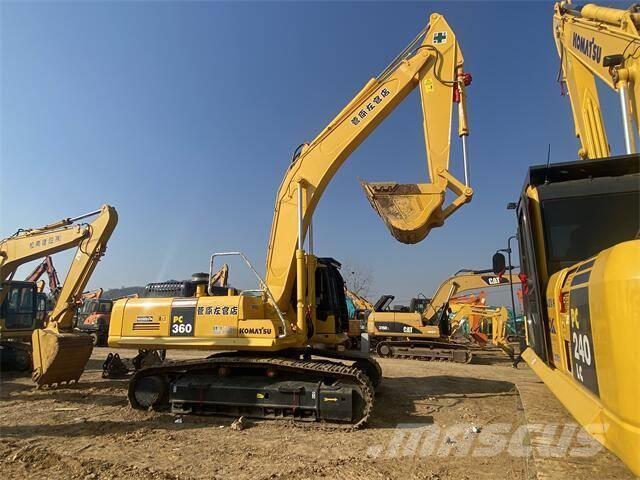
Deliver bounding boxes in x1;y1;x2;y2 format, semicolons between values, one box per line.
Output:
368;268;518;362
107;12;472;427
344;288;373;348
0;205;118;385
74;288;111;346
25;256;60;327
448;303;514;359
493;2;640;474
24;256;60;300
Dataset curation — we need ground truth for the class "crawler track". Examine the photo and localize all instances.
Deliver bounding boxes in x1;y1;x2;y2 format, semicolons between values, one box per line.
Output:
127;352;376;429
373;339;473;363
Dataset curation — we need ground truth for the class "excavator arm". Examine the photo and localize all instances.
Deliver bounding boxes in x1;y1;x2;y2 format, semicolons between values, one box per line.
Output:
0;205;118;385
81;288;104;300
24;256;60;298
449;303;514;359
423;269;519;322
265;13;472;310
345;288;374;312
554;2;640;158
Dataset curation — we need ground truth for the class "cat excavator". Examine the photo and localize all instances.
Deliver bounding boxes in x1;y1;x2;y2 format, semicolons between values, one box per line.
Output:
107;12;472;427
0;205;118;385
493;2;640;474
368;268;517;362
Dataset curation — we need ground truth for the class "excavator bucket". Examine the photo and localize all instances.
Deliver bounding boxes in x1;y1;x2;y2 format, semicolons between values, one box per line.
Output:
31;328;94;386
360;181;446;244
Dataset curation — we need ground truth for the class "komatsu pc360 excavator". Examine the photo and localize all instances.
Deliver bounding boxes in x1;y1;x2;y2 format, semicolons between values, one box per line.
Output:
0;205;118;385
367;268;517;362
107;12;472;427
495;2;640;473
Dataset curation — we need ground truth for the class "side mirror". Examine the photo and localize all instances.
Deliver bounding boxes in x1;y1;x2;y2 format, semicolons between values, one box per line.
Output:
492;252;506;275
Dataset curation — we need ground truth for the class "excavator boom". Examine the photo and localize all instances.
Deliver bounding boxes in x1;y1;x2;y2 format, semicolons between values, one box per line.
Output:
422;269;518;321
265;13;472;310
554;2;640;158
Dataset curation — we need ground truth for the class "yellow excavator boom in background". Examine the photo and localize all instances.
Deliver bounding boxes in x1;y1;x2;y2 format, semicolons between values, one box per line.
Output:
554;1;640;158
0;205;118;386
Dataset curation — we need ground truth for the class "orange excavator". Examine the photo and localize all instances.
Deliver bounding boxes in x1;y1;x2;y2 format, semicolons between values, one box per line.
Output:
24;256;61;298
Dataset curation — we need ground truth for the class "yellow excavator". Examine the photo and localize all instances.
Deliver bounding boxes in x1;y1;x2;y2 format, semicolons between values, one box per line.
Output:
493;2;639;474
344;288;374;348
448;303;514;359
107;12;472;427
0;205;118;385
367;268;518;362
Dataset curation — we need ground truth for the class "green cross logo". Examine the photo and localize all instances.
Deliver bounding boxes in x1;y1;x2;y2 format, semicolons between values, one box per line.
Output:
433;31;447;44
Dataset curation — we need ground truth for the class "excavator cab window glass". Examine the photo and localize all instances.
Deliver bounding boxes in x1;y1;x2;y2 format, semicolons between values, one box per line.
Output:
313;261;349;330
374;295;394;312
327;265;349;333
96;300;112;314
36;292;47;325
2;283;37;329
314;266;330;321
80;299;98;315
541;191;640;276
6;285;35;314
517;199;550;362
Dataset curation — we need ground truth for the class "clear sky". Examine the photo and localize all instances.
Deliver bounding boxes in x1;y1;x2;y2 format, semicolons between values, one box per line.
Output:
0;1;627;306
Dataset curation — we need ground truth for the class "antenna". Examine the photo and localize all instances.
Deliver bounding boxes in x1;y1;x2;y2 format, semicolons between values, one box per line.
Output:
544;143;551;184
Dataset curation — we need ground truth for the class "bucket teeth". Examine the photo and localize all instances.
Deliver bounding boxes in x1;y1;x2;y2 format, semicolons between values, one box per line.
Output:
32;329;94;387
360;180;445;244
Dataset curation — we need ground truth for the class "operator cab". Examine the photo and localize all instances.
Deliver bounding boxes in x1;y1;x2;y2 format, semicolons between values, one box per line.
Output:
313;257;349;333
498;154;640;361
373;295;395;312
76;298;113;326
1;281;38;331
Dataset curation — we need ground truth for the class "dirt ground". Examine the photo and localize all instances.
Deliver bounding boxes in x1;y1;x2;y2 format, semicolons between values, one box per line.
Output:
0;347;634;480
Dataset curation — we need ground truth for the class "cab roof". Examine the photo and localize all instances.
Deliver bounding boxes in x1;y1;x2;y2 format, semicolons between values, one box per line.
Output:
525;153;639;190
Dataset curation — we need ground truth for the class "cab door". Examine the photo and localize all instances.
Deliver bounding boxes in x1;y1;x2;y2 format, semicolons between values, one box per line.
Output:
517;195;551;364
